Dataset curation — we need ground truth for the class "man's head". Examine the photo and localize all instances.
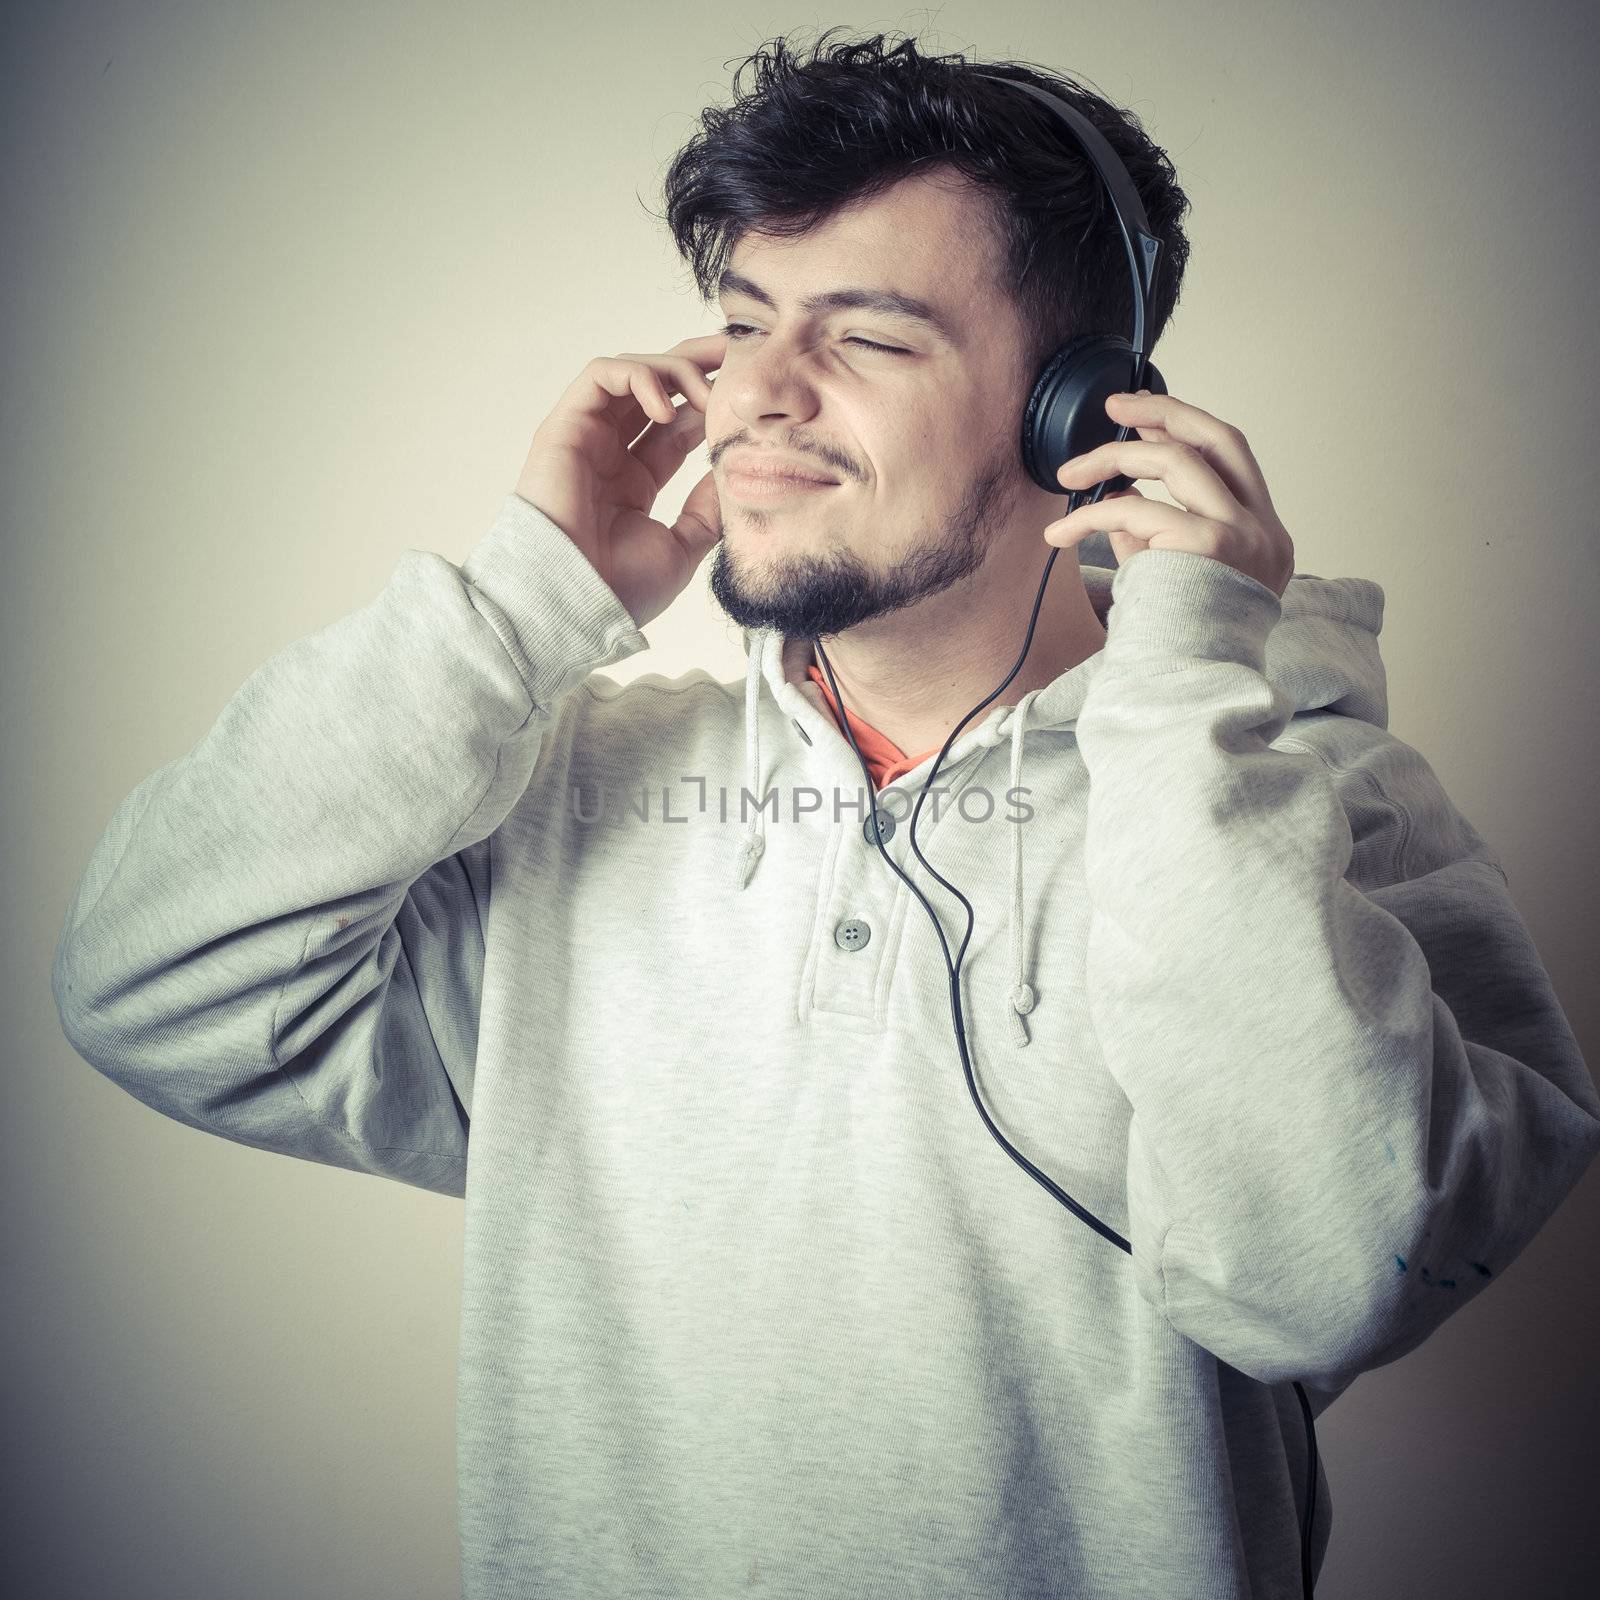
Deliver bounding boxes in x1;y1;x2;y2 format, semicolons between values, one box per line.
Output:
658;29;1192;642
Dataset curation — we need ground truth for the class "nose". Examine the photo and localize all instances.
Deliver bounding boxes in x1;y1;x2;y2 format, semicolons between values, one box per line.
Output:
720;331;823;430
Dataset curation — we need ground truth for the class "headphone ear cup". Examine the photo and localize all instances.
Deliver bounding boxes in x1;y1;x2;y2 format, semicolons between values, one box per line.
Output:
1021;334;1167;494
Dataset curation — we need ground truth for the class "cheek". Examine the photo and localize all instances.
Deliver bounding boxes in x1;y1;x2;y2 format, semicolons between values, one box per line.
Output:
894;395;964;453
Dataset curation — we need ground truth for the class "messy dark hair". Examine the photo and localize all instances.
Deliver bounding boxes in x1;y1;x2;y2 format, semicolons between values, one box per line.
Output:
657;27;1193;385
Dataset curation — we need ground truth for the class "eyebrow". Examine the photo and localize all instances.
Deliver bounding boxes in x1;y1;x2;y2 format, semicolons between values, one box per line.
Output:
715;269;957;346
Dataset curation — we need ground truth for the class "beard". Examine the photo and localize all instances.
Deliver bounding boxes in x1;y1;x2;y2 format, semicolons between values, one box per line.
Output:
706;454;1020;641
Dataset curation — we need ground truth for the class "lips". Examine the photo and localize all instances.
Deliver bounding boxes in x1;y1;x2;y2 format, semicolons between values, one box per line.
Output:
722;454;839;486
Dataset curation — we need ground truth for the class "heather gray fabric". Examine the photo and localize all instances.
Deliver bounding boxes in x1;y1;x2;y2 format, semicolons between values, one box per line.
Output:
53;491;1600;1599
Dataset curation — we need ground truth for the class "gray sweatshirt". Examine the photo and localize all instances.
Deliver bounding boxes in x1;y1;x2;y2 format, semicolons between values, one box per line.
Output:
52;490;1600;1599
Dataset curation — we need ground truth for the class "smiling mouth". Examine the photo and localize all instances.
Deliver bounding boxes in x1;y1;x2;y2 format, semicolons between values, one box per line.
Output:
723;468;841;499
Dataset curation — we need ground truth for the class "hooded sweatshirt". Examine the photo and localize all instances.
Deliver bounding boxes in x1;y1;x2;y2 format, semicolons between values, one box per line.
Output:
52;490;1600;1600
802;661;945;786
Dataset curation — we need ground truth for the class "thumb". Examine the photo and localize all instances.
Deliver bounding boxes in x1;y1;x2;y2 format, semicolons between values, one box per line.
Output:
672;468;723;559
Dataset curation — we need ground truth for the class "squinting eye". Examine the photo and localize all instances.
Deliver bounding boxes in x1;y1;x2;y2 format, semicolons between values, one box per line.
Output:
718;322;910;357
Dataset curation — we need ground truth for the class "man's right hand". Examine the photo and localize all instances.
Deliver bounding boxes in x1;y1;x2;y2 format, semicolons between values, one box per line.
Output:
514;332;728;630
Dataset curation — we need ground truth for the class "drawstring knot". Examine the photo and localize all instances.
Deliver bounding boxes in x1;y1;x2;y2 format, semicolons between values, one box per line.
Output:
734;825;765;887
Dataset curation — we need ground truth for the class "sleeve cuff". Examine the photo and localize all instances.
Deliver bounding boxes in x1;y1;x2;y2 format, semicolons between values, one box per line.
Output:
459;493;650;711
1102;547;1282;672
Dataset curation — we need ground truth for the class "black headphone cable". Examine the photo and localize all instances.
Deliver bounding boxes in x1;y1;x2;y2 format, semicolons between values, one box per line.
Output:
810;474;1320;1598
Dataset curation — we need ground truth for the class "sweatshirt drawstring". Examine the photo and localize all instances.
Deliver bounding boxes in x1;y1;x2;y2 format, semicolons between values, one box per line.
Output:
734;637;766;888
1007;697;1037;1048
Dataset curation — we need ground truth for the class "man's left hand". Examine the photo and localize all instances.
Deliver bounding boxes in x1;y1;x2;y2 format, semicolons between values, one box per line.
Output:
1043;391;1296;599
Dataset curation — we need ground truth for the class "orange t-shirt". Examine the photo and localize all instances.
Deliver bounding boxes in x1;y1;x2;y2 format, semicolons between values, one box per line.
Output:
804;664;945;788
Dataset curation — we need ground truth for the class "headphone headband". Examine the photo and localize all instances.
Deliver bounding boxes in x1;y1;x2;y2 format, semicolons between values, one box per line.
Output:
970;72;1161;368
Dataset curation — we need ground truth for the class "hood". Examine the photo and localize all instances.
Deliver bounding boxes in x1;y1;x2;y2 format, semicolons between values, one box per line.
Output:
730;552;1388;1048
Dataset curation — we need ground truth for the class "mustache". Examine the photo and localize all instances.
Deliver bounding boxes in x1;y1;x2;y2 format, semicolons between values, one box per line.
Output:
712;439;854;480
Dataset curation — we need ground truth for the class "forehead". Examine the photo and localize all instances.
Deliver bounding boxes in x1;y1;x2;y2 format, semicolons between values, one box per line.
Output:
722;168;1003;323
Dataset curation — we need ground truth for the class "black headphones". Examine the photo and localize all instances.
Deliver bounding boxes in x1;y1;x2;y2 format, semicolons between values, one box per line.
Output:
811;71;1321;1598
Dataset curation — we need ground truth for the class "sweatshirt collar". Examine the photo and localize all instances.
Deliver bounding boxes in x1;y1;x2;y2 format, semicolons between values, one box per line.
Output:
732;555;1389;1051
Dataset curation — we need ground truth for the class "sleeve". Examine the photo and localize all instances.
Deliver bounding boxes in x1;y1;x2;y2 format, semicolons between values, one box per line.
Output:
50;493;648;1198
1072;546;1600;1389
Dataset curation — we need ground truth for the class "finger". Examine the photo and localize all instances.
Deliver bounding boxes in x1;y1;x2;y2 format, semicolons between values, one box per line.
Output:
669;330;734;370
1065;485;1142;514
671;467;724;558
1105;391;1272;513
557;357;669;444
1055;484;1141;533
630;401;707;491
564;354;715;443
1044;491;1223;551
613;353;716;412
604;357;710;444
1057;438;1242;524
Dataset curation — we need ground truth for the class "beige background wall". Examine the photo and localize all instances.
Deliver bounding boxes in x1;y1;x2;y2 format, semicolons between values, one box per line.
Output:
5;2;1596;1595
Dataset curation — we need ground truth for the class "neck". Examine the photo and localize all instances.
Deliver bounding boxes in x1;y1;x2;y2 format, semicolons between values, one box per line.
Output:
808;542;1108;758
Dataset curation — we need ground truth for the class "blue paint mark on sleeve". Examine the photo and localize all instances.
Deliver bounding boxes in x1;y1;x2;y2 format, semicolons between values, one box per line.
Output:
1394;1254;1407;1273
1383;1140;1396;1164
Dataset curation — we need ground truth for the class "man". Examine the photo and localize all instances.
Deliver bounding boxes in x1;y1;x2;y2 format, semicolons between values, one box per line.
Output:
52;30;1600;1600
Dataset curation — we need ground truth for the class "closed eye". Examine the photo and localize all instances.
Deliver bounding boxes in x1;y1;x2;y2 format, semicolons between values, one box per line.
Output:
718;322;911;356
